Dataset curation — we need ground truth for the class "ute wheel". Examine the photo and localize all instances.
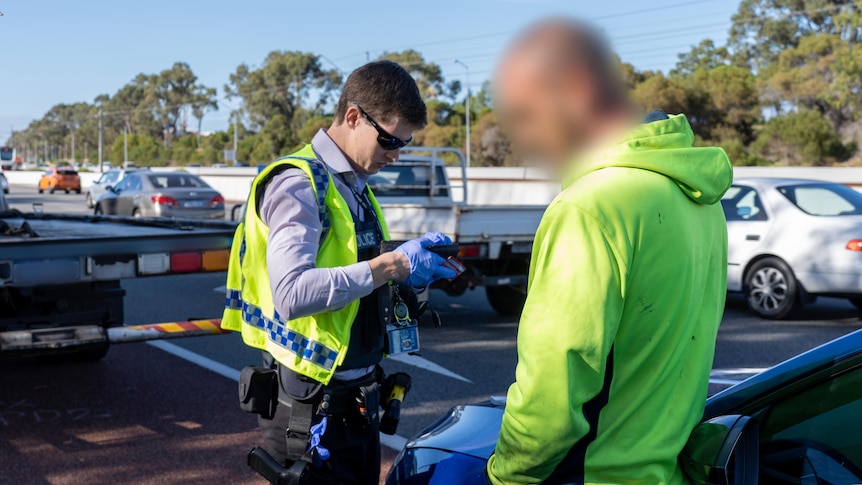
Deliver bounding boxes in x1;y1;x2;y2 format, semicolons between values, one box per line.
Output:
486;286;527;317
745;257;799;319
94;204;103;216
86;193;94;208
485;258;529;316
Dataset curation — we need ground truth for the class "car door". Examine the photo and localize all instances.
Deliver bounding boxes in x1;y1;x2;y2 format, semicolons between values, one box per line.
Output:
722;184;772;291
117;175;143;215
106;176;132;214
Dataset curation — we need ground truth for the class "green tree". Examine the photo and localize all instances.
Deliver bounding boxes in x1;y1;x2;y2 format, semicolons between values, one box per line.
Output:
671;40;730;77
377;50;445;99
110;133;167;166
750;109;850;165
225;51;342;131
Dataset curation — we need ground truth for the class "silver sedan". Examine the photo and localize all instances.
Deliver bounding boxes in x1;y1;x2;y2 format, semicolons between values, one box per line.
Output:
723;177;862;318
94;171;225;220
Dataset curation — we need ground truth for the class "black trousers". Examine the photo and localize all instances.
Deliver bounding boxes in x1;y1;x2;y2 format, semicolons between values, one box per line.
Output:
258;358;381;485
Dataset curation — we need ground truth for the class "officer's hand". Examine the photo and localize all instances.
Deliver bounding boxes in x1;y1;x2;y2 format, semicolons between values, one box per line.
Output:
395;233;457;289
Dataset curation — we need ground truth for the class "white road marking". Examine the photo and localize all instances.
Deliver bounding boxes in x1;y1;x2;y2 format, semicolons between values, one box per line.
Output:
388;353;472;383
148;340;240;381
148;340;410;450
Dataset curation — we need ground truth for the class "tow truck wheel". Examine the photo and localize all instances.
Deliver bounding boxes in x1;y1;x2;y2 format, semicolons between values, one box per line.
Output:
72;343;110;362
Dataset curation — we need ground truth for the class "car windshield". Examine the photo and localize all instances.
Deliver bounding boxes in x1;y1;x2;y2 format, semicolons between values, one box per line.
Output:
777;183;862;216
148;173;208;189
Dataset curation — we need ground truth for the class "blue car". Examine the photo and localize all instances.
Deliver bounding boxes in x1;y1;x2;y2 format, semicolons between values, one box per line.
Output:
387;329;862;485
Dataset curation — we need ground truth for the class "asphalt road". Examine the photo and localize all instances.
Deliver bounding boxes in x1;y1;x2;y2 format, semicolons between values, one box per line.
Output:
3;188;862;484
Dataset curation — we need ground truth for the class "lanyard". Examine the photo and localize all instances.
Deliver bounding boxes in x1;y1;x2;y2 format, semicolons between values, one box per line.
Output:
336;172;385;241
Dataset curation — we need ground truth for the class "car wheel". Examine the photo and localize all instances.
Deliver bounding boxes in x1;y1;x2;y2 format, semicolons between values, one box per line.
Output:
75;188;81;194
132;209;142;218
86;193;93;208
64;188;70;194
94;204;103;216
49;185;56;194
745;257;799;319
38;186;43;194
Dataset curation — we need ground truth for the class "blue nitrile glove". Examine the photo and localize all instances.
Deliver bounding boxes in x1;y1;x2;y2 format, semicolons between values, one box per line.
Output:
395;232;457;289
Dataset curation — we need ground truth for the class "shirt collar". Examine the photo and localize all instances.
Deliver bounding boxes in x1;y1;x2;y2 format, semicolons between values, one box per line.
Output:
311;128;369;189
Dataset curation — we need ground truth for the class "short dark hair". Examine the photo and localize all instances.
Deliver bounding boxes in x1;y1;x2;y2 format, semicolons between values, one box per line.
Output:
334;60;427;128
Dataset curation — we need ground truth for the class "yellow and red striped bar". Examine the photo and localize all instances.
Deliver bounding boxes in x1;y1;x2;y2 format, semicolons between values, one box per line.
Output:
107;319;228;344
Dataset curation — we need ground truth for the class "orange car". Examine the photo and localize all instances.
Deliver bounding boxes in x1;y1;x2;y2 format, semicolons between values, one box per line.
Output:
39;167;81;194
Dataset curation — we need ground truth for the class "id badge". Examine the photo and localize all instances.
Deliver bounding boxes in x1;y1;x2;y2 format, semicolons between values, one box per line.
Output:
386;322;420;355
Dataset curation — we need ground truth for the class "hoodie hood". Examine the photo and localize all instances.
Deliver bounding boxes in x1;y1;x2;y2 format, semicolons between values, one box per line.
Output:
563;114;733;205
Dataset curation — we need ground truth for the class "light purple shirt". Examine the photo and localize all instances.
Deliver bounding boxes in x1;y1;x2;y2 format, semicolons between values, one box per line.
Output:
260;129;375;323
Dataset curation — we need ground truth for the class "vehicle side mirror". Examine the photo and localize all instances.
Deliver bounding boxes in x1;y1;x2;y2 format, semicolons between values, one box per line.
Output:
680;415;760;485
105;185;115;193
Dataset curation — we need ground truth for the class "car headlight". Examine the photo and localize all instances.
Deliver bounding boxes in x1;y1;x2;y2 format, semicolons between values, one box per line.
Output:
386;447;487;485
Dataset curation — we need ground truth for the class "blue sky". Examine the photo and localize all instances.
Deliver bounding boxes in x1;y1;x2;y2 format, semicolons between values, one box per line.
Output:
0;0;741;140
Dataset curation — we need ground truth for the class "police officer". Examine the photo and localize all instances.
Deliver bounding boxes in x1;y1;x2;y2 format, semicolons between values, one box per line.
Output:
222;61;455;484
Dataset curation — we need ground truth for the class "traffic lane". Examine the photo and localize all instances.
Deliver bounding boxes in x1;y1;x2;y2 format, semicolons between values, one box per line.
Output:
715;294;862;369
121;272;516;440
0;344;261;485
6;184;91;215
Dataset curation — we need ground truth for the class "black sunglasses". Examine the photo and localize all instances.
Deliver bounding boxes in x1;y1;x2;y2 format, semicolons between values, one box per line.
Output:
356;105;412;151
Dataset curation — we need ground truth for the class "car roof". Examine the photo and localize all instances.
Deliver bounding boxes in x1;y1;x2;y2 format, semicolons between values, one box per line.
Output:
705;328;862;418
733;177;839;188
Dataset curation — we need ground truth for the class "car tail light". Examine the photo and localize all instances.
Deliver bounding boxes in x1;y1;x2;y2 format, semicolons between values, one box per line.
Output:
458;244;487;259
210;195;225;207
151;195;178;206
847;240;862;251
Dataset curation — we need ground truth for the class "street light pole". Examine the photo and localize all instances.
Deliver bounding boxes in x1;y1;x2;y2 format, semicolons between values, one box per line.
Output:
98;108;103;172
454;60;471;167
124;125;129;164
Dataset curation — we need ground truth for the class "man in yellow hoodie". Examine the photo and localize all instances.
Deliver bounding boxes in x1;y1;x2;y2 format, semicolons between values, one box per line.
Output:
486;19;733;485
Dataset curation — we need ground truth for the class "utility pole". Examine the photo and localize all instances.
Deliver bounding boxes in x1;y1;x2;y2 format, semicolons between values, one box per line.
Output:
98;108;104;172
454;60;472;167
44;135;48;163
233;111;239;161
124;125;129;164
70;132;75;164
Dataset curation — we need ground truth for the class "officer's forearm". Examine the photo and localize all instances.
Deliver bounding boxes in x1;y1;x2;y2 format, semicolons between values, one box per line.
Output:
369;252;411;288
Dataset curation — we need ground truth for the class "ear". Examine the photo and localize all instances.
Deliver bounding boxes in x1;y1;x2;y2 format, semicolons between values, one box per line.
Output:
344;105;362;129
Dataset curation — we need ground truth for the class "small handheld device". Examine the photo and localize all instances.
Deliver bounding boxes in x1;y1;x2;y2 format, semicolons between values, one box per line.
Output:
441;256;466;279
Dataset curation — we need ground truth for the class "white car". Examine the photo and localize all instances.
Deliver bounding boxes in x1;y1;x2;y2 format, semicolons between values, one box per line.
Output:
0;171;8;194
86;168;147;208
723;178;862;318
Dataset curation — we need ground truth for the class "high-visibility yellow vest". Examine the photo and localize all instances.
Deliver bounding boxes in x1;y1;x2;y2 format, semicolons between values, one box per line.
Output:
221;144;389;385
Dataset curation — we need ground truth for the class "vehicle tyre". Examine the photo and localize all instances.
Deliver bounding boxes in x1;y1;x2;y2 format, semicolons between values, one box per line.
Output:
65;188;70;194
93;204;103;216
485;258;529;316
38;187;43;194
744;257;799;320
132;209;142;218
49;185;56;194
75;188;81;194
72;343;110;362
86;193;93;208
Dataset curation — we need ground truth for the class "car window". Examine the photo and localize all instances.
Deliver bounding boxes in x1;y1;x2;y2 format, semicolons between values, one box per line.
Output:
113;177;132;192
778;183;862;216
369;164;447;197
721;185;768;221
759;366;862;483
148;173;208;189
126;175;142;191
44;169;52;176
57;169;78;176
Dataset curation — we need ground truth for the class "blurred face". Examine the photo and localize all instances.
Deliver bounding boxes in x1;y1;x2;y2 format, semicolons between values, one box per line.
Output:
341;105;416;175
495;55;595;173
